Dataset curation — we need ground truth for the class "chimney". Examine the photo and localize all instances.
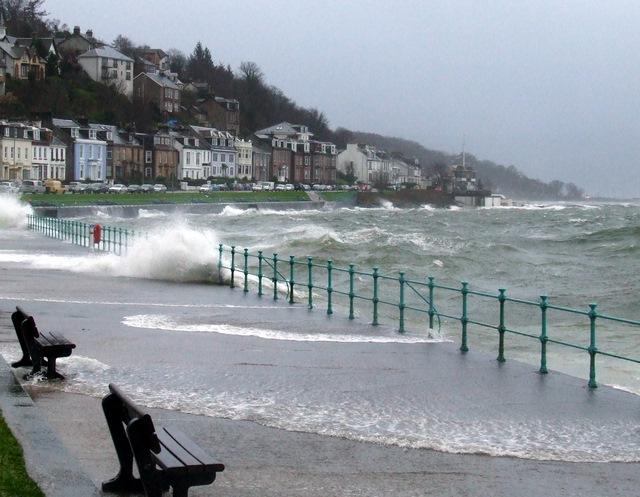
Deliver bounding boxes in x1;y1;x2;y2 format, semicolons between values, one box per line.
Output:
86;29;93;38
73;26;80;35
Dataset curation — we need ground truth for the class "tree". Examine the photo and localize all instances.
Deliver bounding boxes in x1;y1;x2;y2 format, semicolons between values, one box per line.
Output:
113;35;137;58
166;48;187;76
187;41;214;82
239;61;264;87
565;182;584;199
0;0;50;37
431;161;449;187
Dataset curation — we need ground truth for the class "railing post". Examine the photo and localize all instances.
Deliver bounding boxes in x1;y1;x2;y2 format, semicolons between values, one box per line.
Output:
258;251;264;296
289;256;295;304
398;271;406;333
460;281;469;352
539;295;549;374
118;228;123;255
307;257;313;309
272;253;279;300
218;244;224;284
428;276;435;330
348;263;355;319
243;248;249;292
588;303;598;388
372;267;379;326
497;287;506;362
230;246;236;288
326;260;333;315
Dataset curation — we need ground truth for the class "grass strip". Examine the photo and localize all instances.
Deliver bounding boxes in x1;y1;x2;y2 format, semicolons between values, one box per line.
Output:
23;190;313;207
0;408;45;497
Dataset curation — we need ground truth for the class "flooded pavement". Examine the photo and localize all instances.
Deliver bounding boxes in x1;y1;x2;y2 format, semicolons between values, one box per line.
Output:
1;231;640;496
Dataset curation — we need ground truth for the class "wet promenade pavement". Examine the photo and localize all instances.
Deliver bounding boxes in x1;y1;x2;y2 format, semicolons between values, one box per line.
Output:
1;230;640;496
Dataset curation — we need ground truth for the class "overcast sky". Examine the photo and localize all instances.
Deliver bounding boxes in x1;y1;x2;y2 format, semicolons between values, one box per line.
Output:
43;0;640;198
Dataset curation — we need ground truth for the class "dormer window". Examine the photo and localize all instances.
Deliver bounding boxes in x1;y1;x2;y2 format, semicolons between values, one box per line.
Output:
71;128;79;138
106;131;113;140
89;130;97;139
194;138;199;147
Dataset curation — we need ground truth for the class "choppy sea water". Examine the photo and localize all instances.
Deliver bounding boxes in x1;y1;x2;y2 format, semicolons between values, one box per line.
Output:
1;193;640;463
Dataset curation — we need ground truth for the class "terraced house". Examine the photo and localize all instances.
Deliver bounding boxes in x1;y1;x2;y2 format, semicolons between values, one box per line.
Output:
254;122;337;185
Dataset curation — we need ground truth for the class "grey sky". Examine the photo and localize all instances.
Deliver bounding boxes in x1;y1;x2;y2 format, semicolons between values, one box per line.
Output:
44;0;640;198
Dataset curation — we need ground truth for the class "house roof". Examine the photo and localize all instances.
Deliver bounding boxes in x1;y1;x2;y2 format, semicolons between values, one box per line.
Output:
78;45;133;62
135;71;180;89
52;118;79;129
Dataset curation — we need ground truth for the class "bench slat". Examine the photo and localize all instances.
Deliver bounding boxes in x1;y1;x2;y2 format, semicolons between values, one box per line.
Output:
160;426;223;471
154;426;224;477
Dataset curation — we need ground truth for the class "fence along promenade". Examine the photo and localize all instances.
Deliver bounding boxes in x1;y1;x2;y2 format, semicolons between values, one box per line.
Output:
27;214;640;390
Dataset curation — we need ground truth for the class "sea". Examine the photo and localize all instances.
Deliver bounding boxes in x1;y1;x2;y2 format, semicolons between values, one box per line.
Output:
1;193;640;464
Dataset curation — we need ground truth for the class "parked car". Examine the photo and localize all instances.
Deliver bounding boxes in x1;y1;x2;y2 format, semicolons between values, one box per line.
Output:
153;184;167;193
284;183;295;191
275;184;286;191
44;179;65;194
199;183;212;193
22;179;45;194
86;182;109;194
67;182;87;193
140;184;155;193
0;181;20;193
252;183;263;191
127;184;141;193
108;184;128;194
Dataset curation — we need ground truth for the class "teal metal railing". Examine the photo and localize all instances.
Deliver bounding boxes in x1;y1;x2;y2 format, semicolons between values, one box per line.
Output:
27;214;140;255
27;214;640;389
215;243;640;390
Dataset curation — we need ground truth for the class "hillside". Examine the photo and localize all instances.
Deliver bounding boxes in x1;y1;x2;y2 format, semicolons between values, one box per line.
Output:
2;0;584;200
349;131;584;200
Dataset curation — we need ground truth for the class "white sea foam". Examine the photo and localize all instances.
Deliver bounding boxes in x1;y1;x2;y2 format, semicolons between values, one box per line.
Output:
138;209;168;218
0;195;33;229
0;220;223;283
122;313;442;343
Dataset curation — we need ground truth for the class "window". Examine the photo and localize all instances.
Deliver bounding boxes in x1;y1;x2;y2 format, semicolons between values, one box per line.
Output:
3;128;8;137
145;150;152;163
212;153;218;162
229;155;234;163
89;130;97;139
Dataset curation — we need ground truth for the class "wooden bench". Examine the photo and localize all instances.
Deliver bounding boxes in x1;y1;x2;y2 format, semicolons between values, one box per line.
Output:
10;306;76;379
102;383;225;497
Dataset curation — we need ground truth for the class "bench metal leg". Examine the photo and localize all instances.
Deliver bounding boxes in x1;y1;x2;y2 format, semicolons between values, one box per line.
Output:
101;393;144;493
10;312;32;368
127;415;165;497
44;357;65;380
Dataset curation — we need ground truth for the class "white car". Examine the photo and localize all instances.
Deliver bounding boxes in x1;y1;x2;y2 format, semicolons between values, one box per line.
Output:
108;184;128;194
153;184;168;193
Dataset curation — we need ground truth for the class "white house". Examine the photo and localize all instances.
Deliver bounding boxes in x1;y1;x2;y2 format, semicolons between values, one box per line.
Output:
234;138;252;179
78;45;134;97
337;143;389;185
